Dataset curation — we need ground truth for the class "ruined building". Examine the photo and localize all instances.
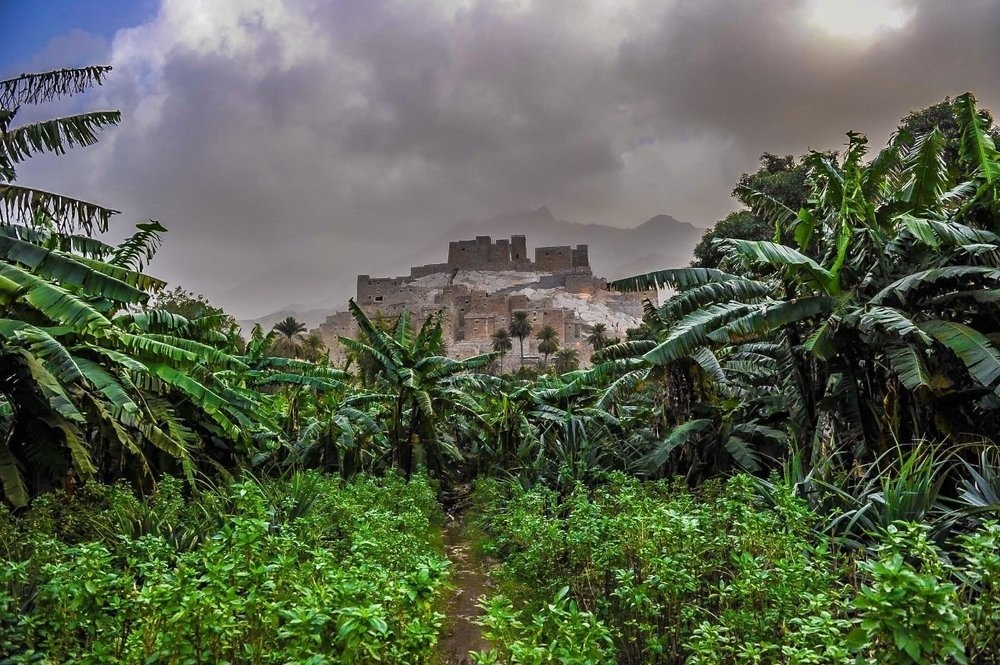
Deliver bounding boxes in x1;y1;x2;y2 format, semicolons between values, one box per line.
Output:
313;235;653;367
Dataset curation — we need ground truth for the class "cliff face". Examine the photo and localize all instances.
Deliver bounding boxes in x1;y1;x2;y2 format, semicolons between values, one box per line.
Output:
315;233;654;367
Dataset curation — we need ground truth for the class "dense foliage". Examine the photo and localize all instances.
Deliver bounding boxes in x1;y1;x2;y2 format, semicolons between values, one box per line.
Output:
470;474;999;664
1;65;998;662
0;473;447;663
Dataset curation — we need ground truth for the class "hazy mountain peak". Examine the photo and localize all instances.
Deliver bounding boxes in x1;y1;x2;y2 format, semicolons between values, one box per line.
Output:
534;205;555;221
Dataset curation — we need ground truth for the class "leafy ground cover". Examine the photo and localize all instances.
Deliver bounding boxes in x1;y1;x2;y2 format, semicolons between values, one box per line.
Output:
469;473;1000;664
0;472;449;664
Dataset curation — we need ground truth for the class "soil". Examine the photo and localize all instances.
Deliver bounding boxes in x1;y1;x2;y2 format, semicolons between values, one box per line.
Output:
437;507;491;664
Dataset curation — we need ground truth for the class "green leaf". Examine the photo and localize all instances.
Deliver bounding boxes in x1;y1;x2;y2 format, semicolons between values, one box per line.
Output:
0;261;114;335
920;320;1000;388
0;183;119;235
710;296;834;344
609;267;740;293
0;440;28;507
858;306;932;345
726;239;834;294
898;127;947;213
643;302;753;365
657;278;772;320
640;419;712;471
955;93;1000;184
872;266;1000;304
0;232;148;303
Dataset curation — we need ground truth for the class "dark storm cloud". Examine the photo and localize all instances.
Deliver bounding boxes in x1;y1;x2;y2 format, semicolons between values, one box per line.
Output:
15;0;1000;317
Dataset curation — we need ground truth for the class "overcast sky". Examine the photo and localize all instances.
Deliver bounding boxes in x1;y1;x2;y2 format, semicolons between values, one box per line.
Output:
5;0;998;318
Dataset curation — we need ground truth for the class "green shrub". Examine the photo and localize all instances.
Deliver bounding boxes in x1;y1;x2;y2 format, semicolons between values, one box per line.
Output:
472;473;854;663
472;474;1000;663
471;587;615;664
0;472;448;663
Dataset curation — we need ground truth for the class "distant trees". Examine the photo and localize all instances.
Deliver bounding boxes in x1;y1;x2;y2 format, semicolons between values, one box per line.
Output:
491;327;512;373
691;152;816;269
301;333;328;363
554;347;579;373
155;286;226;320
585;323;609;352
536;325;559;366
154;286;243;348
510;311;532;363
272;316;307;357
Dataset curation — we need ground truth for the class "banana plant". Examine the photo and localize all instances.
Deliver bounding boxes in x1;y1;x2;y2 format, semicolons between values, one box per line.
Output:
0;67;263;505
611;94;1000;474
339;300;497;480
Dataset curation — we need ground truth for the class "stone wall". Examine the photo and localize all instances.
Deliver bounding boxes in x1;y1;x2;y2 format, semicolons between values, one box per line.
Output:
534;245;573;271
410;263;450;278
314;233;647;369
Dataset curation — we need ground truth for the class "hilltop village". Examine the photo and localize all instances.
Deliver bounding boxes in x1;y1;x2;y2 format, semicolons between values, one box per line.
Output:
313;234;653;367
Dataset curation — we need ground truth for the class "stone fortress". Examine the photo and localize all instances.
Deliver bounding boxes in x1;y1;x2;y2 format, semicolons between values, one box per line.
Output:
312;234;653;367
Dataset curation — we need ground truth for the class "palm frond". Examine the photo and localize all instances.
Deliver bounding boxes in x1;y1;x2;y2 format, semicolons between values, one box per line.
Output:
898;127;947;213
710;296;834;344
886;345;934;391
0;233;148;303
609;267;739;293
919;320;1000;388
0;66;113;107
1;112;120;172
872;266;1000;304
0;261;113;334
955;92;1000;184
657;278;772;320
109;220;166;271
0;184;118;234
643;301;754;366
726;239;833;294
640;418;713;472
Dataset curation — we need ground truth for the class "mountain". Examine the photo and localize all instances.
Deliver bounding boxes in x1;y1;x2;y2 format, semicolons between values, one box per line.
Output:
239;207;705;332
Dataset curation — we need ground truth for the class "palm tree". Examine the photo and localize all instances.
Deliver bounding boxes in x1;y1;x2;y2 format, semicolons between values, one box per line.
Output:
491;327;512;374
585;323;609;352
554;347;579;373
536;325;559;367
509;311;532;364
301;333;329;363
273;316;307;358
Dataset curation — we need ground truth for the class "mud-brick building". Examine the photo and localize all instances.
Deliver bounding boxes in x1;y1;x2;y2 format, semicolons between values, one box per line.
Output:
314;235;653;367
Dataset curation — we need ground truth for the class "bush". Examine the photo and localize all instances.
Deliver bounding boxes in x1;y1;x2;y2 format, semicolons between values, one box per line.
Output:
0;472;449;663
471;474;1000;664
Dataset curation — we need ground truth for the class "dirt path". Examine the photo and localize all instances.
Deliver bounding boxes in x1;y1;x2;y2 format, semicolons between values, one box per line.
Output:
437;511;491;664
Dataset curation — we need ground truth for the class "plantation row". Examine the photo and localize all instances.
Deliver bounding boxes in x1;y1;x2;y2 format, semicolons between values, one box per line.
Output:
4;467;996;663
0;474;448;663
470;473;999;663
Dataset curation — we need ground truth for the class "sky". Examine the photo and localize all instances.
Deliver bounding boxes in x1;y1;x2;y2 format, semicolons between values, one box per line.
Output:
3;0;998;319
